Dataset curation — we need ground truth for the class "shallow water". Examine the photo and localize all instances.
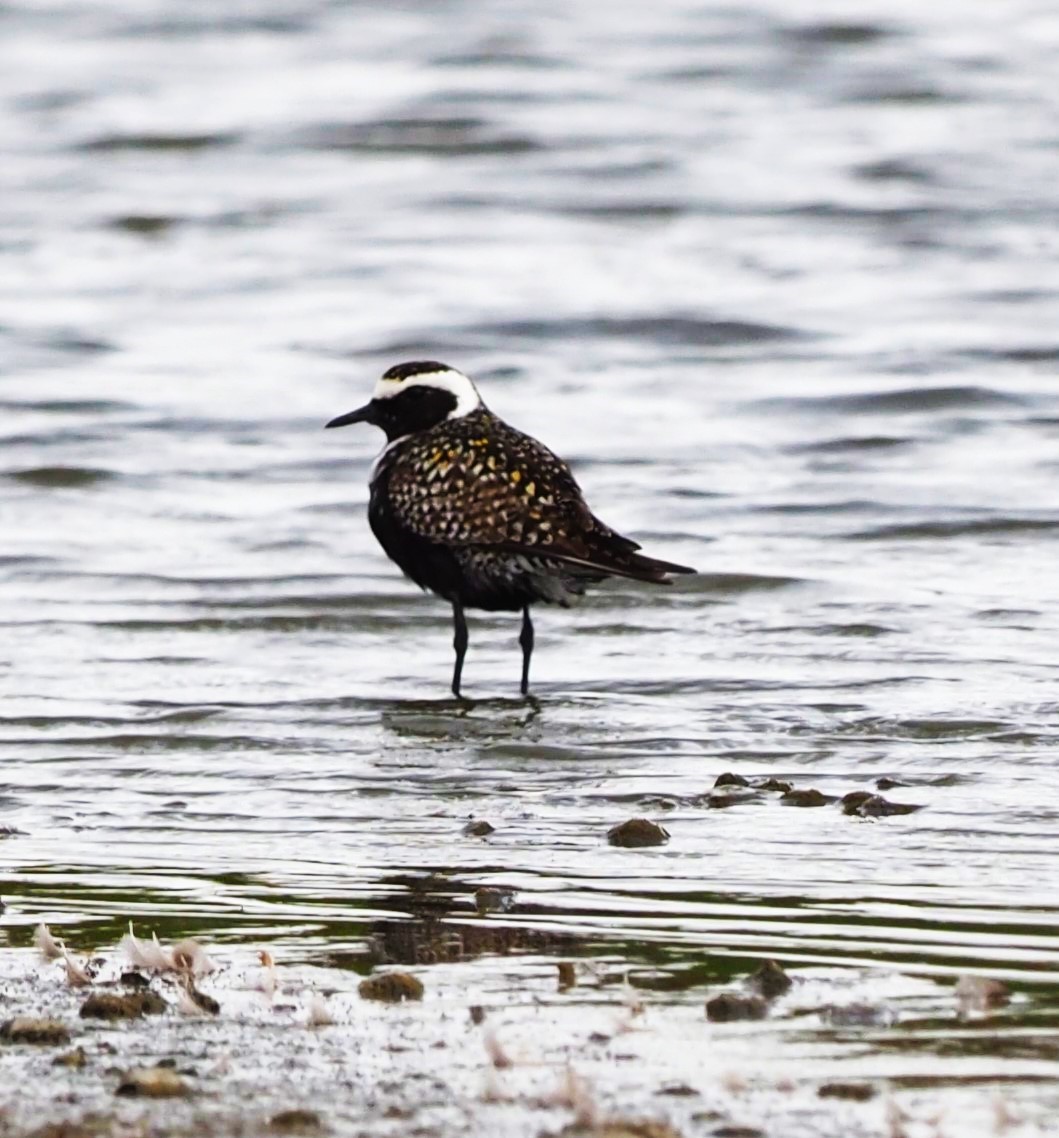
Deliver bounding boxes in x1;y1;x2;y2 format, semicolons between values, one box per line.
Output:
2;0;1058;1133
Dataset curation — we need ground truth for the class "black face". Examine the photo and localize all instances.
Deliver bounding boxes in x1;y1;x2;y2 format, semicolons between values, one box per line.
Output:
326;361;470;440
368;384;459;440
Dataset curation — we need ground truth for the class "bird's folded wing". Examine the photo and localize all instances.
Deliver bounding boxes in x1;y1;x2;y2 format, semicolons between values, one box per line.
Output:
385;429;637;563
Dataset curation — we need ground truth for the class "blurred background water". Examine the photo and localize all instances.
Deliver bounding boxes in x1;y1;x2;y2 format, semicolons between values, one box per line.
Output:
1;0;1058;1124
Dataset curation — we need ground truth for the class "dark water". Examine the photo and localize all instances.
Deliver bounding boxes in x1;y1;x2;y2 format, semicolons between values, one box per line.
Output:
2;1;1058;1132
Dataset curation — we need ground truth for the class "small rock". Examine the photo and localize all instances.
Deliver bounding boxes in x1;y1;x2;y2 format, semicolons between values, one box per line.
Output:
706;790;762;809
818;1082;876;1101
839;791;875;813
120;969;150;989
712;1128;764;1138
463;819;495;837
557;961;577;990
875;777;909;790
754;778;792;793
746;959;792;999
53;1046;87;1068
656;1083;698;1097
780;788;836;807
860;795;921;817
0;1017;71;1045
269;1109;323;1133
607;818;669;848
955;975;1010;1013
713;772;750;789
116;1066;189;1098
469;1005;486;1025
358;971;424;1002
80;991;166;1020
705;993;767;1022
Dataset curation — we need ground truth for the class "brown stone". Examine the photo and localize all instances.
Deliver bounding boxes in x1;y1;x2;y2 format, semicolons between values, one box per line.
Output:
115;1066;188;1098
705;993;767;1022
746;959;792;999
358;971;424;1002
80;991;166;1020
607;818;669;847
0;1017;71;1045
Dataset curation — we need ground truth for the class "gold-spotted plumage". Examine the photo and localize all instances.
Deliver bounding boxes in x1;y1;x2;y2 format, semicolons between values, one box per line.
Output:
326;361;694;698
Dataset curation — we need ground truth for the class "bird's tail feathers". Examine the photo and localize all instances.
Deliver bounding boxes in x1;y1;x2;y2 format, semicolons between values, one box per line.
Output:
494;542;695;584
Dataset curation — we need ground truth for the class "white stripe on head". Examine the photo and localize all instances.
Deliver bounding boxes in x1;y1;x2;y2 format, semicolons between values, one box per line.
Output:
372;366;481;419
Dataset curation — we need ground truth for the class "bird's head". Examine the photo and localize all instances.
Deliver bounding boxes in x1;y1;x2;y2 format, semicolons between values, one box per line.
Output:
325;361;483;441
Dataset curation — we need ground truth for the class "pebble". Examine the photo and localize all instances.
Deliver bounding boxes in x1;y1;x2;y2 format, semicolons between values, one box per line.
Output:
358;971;424;1002
463;819;495;837
705;993;767;1022
0;1016;71;1045
607;818;669;848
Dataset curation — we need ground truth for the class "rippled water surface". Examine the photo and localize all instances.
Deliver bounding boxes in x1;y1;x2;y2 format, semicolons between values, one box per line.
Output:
2;0;1058;1132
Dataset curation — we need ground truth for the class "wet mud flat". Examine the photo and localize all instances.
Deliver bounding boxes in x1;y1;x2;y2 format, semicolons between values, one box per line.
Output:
1;931;1056;1138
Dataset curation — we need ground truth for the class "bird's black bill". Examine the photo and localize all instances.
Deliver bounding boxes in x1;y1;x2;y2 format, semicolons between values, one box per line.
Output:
325;403;373;429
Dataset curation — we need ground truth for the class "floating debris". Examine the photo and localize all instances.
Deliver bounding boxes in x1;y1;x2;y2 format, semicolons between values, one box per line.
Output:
746;960;792;999
257;949;278;1000
705;993;767;1022
484;1027;513;1069
80;991;167;1020
120;924;174;971
956;975;1011;1014
306;992;335;1026
62;947;93;988
0;1016;71;1045
116;1066;190;1098
607;818;669;848
469;1005;486;1025
358;970;424;1002
780;788;836;807
171;937;217;977
463;818;495;837
34;922;64;961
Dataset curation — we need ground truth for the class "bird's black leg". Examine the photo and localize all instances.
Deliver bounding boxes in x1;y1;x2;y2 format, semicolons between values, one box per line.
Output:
451;601;469;698
519;605;534;696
